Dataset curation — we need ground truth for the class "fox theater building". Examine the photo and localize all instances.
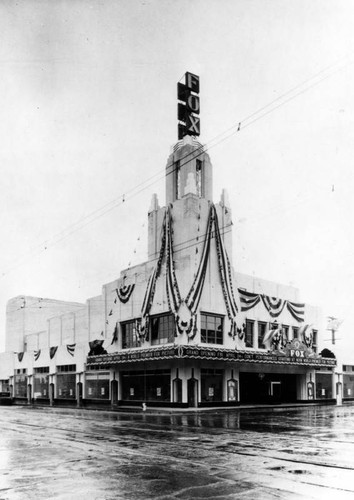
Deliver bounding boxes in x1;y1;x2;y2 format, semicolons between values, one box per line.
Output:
0;73;337;408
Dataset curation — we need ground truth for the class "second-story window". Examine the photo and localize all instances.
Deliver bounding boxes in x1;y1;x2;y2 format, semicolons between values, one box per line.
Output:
196;159;203;197
258;321;267;348
293;326;299;339
150;314;175;345
245;320;254;348
175;161;181;199
312;330;318;353
122;321;140;349
201;313;223;344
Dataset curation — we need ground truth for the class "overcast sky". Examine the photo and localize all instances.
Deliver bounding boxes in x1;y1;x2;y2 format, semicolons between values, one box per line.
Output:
0;0;353;357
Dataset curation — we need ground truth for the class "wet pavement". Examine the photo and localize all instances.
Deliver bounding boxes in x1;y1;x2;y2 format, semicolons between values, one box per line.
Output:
0;404;354;499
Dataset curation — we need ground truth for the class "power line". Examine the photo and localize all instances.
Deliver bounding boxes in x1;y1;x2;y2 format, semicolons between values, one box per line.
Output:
2;53;353;278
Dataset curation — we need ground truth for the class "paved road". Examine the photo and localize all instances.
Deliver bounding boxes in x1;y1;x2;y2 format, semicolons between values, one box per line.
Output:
0;404;354;499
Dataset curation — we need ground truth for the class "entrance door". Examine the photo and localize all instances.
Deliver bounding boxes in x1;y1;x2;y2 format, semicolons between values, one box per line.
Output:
111;380;118;406
187;378;198;407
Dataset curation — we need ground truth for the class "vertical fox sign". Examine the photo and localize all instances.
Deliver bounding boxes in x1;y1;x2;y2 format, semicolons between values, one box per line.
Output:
177;72;200;140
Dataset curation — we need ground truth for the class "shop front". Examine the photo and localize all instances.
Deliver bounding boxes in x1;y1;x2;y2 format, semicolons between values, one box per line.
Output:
86;342;336;408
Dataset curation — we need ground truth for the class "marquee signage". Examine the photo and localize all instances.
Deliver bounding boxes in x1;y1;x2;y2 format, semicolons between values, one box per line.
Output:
87;344;336;367
177;72;200;139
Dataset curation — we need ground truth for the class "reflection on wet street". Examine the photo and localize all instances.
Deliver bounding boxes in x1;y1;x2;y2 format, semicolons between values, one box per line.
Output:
1;404;354;499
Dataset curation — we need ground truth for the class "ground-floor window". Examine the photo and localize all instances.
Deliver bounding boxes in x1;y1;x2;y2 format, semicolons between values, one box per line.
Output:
343;374;354;398
57;373;76;399
121;369;171;402
85;372;110;399
33;367;49;398
316;372;333;399
14;374;27;398
201;369;223;402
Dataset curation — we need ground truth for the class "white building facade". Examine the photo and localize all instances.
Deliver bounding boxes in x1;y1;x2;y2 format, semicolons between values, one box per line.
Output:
0;132;337;409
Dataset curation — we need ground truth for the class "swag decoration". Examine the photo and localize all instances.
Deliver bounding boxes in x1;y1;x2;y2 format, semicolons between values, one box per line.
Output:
34;350;41;361
17;352;24;362
298;323;314;348
139;204;241;341
238;289;305;323
66;344;76;357
49;346;58;359
139;211;167;341
115;283;135;304
213;205;241;339
111;323;118;345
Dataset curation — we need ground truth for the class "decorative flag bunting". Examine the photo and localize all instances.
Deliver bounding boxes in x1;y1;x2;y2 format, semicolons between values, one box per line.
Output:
238;289;305;322
17;352;24;362
213;205;240;339
116;284;135;304
34;350;41;361
139;212;167;340
139;203;242;342
111;323;118;345
67;344;76;357
298;324;314;347
49;346;58;359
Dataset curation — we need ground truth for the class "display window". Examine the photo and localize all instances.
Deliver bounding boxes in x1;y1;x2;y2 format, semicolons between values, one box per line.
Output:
85;372;110;399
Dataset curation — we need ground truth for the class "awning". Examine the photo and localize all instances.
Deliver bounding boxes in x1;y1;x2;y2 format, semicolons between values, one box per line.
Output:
86;344;336;368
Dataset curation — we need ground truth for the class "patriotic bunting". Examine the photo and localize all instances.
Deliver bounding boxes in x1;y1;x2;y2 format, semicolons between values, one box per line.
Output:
17;352;24;362
49;346;58;359
66;344;76;357
238;289;305;322
34;350;41;361
116;284;135;304
139;203;242;342
139;211;167;340
111;323;118;345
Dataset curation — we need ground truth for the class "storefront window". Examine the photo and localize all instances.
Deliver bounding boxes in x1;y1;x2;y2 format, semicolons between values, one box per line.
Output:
85;372;110;399
56;366;76;399
150;314;175;345
201;314;223;344
122;320;141;349
14;370;27;398
201;369;223;402
343;375;354;398
121;369;171;402
33;367;49;398
316;372;333;399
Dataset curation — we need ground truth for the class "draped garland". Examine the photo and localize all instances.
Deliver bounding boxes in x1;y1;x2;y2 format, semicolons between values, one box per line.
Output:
139;211;167;340
116;284;135;304
213;205;240;339
49;346;58;359
140;203;241;341
67;344;76;357
34;350;41;361
238;289;305;323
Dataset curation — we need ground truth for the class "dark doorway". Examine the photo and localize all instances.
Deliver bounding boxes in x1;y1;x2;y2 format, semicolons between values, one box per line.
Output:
187;378;198;407
239;372;297;404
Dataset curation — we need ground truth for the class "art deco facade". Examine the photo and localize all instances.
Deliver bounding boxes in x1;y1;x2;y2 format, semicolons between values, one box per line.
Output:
0;133;338;408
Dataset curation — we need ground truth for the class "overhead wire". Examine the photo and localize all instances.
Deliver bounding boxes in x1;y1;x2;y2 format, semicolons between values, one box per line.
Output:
1;52;354;278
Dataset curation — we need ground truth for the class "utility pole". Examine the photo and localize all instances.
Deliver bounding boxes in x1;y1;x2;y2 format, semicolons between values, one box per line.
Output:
326;316;342;345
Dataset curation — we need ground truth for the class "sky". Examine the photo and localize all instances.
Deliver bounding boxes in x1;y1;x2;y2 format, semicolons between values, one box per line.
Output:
0;0;353;358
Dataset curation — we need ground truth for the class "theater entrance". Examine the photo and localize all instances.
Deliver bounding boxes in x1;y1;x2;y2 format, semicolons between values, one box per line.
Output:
239;372;297;404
